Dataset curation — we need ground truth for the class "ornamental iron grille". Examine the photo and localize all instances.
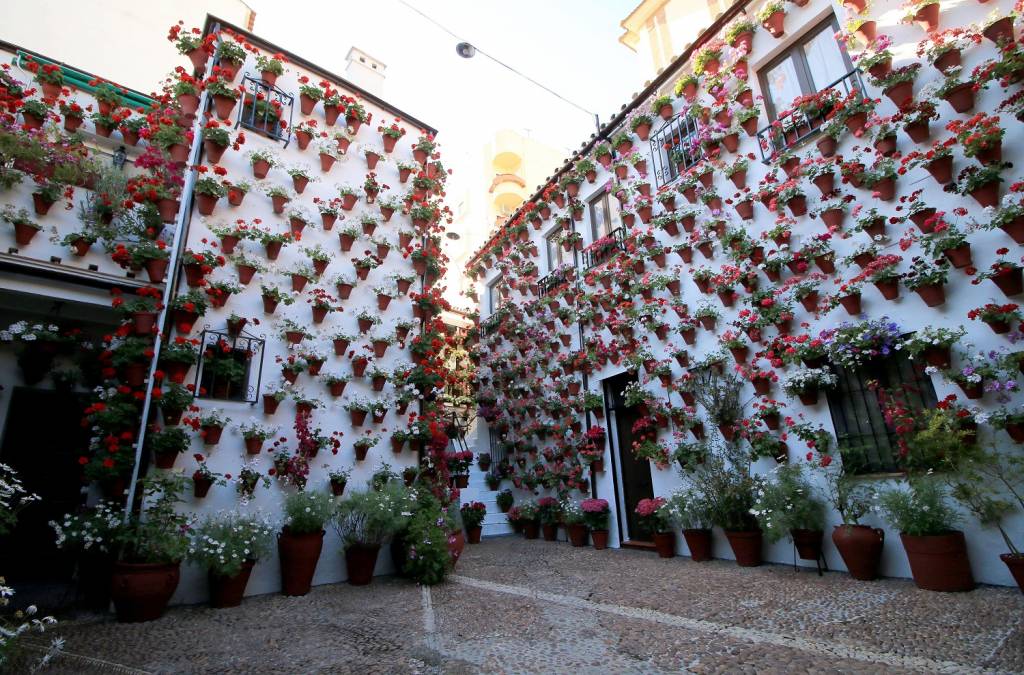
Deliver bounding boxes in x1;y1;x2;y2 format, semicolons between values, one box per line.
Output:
825;352;938;475
538;266;572;297
755;69;865;163
650;113;703;188
234;74;295;147
193;326;266;404
583;226;627;269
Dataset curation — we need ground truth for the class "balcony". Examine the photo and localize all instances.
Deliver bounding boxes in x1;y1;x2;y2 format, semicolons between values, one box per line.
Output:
755;69;865;162
537;266;572;297
650;112;703;188
583;227;627;269
490;173;527;213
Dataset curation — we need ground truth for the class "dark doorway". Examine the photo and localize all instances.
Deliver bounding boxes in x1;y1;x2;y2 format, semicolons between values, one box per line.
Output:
604;372;654;542
0;388;89;582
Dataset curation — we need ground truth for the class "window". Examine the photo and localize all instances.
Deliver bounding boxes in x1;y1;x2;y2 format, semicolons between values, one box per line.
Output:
236;75;294;146
486;275;503;314
588;191;622;242
650;112;702;187
545;227;563;273
758;16;854;122
195;330;265;404
826;353;938;474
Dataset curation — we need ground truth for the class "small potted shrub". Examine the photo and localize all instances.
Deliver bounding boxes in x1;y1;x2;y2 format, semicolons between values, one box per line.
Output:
334;483;412;584
278;490;335;596
461;502;487;544
581;498;610;549
190;512;275;608
751;464;826;563
877;479;974;592
635;497;675;558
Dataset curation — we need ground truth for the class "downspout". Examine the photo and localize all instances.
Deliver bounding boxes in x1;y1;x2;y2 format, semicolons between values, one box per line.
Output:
121;28;220;519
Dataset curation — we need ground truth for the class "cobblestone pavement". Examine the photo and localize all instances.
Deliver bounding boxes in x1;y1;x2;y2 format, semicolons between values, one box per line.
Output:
26;536;1024;674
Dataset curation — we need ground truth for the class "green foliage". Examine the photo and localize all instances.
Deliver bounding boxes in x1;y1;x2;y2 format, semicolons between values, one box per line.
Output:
397;491;451;585
283;489;335;535
189;512;275;577
750;464;825;543
876;478;960;536
333;482;413;546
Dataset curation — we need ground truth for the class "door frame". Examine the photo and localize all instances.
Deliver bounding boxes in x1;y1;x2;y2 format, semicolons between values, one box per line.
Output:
602;371;654;544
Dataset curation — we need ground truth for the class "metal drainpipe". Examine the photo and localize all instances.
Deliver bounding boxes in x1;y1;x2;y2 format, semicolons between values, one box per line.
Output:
121;29;220;519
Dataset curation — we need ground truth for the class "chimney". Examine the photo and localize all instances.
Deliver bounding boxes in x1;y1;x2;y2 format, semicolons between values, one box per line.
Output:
344;47;386;96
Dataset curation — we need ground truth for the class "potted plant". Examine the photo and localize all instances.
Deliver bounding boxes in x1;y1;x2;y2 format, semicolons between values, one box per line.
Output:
519;501;540;539
496;490;515;514
190;512;275;608
326;467;351;496
757;0;786;37
877;479;974;592
751;464;826;563
108;476;191;622
278;490;335;596
667;486;713;561
635;497;675;557
334;483;412;585
147;425;190;469
578;498;609;549
461;502;487;544
697;456;762;566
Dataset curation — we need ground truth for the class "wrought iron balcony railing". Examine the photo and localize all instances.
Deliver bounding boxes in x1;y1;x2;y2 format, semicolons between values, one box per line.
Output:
755;69;866;163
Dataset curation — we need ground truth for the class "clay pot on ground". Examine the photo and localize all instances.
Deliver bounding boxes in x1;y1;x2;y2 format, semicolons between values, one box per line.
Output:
683;528;712;561
110;561;181;623
208;560;255;608
278;528;324;596
345;543;380;585
832;525;884;581
899;531;974;592
724;529;762;567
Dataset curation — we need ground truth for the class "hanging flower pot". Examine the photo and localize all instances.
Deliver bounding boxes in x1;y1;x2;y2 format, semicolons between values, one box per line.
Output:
942;244;972;269
263;394;281;415
913;2;939;31
816;136;837;158
278;528;324;596
943;83;975;114
934;48;961;74
874;280;900;300
968;179;1000;207
982;16;1014;44
798;387;820;406
992;266;1023;296
899;531;974;592
914;283;945;307
724;530;762;566
762;11;785;38
884;81;914;107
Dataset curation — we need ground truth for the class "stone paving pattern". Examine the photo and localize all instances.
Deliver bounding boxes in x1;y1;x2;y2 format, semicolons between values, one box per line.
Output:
25;536;1024;673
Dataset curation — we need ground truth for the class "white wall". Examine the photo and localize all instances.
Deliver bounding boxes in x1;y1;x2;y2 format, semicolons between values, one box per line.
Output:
473;0;1024;586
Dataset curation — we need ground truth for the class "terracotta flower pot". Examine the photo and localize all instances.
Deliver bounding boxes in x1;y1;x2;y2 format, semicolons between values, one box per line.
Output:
983;17;1015;44
651;531;676;558
208;560;255;608
944;83;974;114
541;523;558;541
832;525;884;581
969;180;1000;207
345;543;381;585
591;529;609;550
725;530;762;567
914;283;946;307
683;528;712;561
110;561;181;623
278;528;324;596
762;10;785;38
1000;553;1024;592
899;531;974;592
567;524;588;547
791;529;824;561
884;81;914;107
523;520;540;540
993;267;1023;297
